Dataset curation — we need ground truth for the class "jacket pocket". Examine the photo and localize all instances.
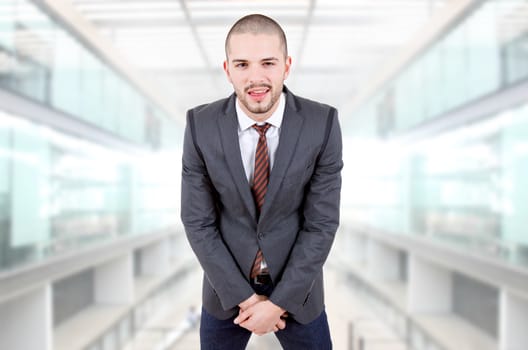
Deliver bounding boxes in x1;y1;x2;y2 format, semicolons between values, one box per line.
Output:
302;292;311;306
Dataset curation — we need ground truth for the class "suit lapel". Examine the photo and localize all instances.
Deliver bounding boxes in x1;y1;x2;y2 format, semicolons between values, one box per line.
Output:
218;94;257;220
259;91;304;223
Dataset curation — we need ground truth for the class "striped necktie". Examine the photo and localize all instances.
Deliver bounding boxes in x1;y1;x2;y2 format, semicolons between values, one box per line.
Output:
250;123;271;278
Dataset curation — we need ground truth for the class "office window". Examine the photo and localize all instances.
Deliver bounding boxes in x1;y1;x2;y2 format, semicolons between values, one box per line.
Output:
495;0;528;85
49;136;126;253
503;33;528;84
10;0;52;102
411;135;500;245
0;1;16;50
80;51;104;125
421;46;444;120
0;1;16;90
500;105;528;257
465;2;501;101
0;0;178;149
117;84;143;143
393;69;411;131
100;68;120;133
442;23;468;112
394;60;426;131
11;121;50;251
51;30;82;117
408;62;425;127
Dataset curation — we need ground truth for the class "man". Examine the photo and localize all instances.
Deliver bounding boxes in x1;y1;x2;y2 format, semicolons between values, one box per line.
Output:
181;14;342;349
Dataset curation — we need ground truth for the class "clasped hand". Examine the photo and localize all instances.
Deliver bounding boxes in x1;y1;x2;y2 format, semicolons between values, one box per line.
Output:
234;294;287;335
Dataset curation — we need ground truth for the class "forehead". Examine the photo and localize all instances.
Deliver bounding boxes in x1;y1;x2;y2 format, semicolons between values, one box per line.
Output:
227;33;283;59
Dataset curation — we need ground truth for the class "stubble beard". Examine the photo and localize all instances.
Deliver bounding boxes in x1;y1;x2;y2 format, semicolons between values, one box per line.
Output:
238;86;280;117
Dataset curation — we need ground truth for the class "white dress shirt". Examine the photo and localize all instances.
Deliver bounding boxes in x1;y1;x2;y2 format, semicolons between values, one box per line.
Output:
236;93;285;185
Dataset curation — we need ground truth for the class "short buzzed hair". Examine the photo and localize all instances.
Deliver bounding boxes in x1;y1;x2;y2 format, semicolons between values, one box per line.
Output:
225;14;288;59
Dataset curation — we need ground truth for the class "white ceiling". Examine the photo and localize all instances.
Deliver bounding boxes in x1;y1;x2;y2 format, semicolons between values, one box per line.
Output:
69;0;448;117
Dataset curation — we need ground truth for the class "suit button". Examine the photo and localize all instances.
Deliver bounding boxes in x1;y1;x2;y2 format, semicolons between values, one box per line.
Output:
258;232;264;239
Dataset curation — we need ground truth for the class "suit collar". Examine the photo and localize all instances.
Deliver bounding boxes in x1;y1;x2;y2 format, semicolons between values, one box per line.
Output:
284;85;302;112
218;97;257;220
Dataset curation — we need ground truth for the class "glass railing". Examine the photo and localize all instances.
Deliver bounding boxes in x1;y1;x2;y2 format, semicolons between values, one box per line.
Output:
0;0;176;149
342;0;528;270
0;109;181;272
342;101;528;269
345;0;528;138
0;0;184;273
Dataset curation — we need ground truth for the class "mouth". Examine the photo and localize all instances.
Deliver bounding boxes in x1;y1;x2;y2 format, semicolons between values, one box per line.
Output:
246;85;271;101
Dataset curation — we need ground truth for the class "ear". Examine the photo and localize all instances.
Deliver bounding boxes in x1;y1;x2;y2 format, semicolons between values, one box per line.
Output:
283;56;292;80
223;60;232;83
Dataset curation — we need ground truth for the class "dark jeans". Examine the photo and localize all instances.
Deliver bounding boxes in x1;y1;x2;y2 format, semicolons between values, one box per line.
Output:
200;281;332;350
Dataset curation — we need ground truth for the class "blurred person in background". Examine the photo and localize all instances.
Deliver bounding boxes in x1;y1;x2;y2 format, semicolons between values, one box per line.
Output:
181;13;343;350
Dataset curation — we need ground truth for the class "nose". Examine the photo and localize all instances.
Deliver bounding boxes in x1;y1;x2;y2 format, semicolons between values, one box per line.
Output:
247;65;266;85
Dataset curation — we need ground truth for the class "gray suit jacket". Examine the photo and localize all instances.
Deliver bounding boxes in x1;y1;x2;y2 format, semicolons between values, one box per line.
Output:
181;87;342;324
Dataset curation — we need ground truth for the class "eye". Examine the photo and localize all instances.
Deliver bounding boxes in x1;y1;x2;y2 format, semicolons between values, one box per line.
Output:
263;61;275;66
235;62;247;68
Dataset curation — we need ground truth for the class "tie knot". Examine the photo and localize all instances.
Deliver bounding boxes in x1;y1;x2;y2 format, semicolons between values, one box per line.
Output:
252;123;271;136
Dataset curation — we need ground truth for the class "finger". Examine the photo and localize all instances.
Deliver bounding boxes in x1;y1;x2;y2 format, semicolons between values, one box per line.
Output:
281;312;289;318
276;319;286;329
273;326;279;332
234;310;250;325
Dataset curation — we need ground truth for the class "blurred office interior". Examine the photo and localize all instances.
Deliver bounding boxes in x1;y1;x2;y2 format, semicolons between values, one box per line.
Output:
1;0;528;349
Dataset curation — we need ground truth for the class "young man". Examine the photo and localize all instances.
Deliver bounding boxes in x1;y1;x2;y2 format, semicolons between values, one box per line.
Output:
181;14;343;349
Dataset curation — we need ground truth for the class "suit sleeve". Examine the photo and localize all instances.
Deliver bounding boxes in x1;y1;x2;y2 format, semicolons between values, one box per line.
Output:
180;110;254;311
269;108;343;315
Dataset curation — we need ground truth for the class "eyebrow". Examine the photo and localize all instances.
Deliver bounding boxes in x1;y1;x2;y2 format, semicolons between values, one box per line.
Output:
231;57;279;64
261;57;279;62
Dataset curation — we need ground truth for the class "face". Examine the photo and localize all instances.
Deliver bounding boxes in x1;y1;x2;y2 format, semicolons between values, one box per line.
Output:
224;33;292;122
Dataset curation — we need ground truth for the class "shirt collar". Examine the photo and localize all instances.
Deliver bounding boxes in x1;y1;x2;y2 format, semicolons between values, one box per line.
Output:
236;92;285;131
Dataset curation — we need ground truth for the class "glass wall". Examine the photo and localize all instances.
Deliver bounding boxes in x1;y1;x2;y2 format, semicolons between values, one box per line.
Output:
0;0;176;149
0;109;181;272
342;0;528;269
0;0;183;273
343;102;528;268
346;0;528;137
